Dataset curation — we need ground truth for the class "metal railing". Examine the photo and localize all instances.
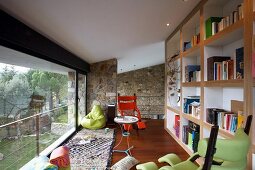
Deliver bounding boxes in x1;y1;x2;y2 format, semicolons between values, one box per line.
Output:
0;104;75;170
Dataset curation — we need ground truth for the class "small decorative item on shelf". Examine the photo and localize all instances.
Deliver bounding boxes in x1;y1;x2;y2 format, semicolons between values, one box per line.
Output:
166;55;181;106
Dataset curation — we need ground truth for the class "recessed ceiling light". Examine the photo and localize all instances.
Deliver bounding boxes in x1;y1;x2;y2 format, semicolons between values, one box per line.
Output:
182;0;189;2
166;23;170;27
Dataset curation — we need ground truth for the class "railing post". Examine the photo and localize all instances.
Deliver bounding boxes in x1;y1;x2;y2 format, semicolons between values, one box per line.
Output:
36;111;39;156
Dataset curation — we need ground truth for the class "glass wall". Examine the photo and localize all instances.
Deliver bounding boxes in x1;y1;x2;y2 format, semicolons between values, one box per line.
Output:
0;46;83;169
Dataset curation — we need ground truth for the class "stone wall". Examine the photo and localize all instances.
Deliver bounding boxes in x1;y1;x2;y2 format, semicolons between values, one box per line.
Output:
117;64;165;119
87;59;117;114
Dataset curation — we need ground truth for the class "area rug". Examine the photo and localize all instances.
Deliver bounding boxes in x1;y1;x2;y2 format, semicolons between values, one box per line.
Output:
65;128;115;170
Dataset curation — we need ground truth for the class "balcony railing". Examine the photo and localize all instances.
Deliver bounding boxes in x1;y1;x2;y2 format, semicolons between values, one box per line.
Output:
0;104;75;170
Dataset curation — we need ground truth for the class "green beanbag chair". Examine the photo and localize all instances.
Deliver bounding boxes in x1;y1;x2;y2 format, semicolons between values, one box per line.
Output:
81;105;106;130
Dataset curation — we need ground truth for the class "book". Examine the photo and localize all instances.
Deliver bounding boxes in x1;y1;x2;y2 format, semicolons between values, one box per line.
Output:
236;47;244;79
182;125;189;144
207;56;231;81
205;17;222;39
227;60;234;79
174;114;180;128
237;111;244;128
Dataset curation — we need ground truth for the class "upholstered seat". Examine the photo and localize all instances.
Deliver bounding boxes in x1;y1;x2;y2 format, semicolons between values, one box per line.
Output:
81;104;106;130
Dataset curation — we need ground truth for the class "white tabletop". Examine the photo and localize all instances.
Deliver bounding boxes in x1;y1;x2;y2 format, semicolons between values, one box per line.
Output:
114;116;139;124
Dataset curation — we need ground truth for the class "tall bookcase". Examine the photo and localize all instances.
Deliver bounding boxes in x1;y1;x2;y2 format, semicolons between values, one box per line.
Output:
164;0;254;168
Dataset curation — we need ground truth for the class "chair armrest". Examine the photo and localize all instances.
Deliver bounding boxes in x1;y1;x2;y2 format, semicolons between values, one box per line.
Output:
158;154;182;166
136;162;158;170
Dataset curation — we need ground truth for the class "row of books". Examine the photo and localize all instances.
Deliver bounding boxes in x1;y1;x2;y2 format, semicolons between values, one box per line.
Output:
182;121;200;152
206;3;244;38
207;47;244;81
206;108;245;133
183;96;200;114
185;65;201;82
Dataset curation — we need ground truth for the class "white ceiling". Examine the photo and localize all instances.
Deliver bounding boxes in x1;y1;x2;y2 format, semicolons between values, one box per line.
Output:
0;0;200;73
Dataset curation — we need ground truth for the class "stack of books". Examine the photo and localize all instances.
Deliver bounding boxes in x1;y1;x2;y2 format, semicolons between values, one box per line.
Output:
207;47;244;81
183;96;200;114
182;121;200;152
185;65;201;82
205;3;244;38
206;108;244;133
183;33;200;52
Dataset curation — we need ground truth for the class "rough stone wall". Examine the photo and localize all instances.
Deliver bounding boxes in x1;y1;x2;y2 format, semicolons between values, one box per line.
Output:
117;64;165;119
87;59;117;114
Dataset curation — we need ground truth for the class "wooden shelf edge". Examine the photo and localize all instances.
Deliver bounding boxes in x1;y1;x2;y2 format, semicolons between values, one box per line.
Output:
203;122;234;139
182;44;200;57
165;128;180;142
253;11;255;21
181;112;200;125
203;79;244;87
167;106;181;114
182;81;201;87
204;19;243;46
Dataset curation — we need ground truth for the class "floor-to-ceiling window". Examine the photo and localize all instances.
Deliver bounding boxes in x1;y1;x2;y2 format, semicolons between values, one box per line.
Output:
0;46;84;170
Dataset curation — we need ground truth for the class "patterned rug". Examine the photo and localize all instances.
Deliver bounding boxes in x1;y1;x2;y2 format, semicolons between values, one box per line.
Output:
65;128;115;170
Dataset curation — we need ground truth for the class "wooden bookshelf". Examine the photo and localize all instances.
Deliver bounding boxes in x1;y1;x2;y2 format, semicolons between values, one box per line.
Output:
165;0;253;168
203;79;244;87
181;112;200;125
182;44;200;58
167;106;180;114
204;19;243;46
182;82;201;87
203;122;234;139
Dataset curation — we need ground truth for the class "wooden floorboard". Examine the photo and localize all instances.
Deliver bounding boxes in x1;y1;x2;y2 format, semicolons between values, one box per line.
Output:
110;119;189;169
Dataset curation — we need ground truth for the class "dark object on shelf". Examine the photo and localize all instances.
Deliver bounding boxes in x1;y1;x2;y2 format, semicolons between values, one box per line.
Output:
236;47;244;79
244;115;252;135
206;108;225;125
207;56;230;81
107;104;116;125
183;41;191;51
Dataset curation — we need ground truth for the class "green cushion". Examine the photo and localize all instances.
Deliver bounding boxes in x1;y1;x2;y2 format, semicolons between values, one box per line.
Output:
81;105;106;130
171;160;199;170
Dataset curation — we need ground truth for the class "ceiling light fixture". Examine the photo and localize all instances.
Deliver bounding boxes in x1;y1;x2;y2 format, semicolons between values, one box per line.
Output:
182;0;189;2
166;23;170;27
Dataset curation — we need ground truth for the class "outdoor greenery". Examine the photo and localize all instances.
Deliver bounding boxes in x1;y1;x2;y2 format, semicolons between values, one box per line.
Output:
0;66;68;125
0;64;69;169
0;133;60;170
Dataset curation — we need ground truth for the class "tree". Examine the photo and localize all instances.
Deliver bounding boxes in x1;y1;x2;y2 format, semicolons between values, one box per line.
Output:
30;71;67;110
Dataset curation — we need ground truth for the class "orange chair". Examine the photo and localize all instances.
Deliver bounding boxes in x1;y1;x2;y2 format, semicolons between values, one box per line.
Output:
117;94;146;130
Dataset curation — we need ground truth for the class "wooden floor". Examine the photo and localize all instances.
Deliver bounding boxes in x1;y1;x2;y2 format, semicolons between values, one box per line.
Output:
111;120;189;169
